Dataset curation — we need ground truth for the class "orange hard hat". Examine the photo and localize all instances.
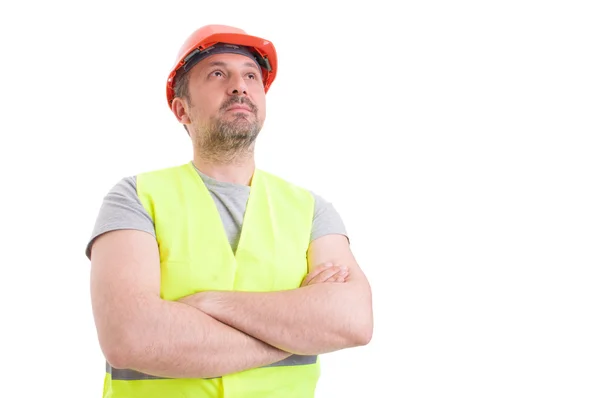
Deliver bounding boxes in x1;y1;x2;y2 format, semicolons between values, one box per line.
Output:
166;24;278;108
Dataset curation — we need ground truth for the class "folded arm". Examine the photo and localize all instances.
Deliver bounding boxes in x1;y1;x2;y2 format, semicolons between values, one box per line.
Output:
89;229;291;379
185;234;374;356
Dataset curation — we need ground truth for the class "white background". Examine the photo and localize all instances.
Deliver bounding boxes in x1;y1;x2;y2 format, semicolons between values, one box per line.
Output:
1;0;599;397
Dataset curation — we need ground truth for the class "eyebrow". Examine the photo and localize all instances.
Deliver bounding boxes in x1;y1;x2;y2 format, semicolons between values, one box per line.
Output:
207;60;260;72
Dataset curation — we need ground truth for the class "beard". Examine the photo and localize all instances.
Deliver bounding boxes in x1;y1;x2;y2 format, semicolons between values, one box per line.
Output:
193;97;263;163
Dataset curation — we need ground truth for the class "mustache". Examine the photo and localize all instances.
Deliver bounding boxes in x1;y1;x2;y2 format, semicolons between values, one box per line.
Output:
220;96;257;114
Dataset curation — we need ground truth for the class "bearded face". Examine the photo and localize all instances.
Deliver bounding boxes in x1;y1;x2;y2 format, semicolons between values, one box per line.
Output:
194;95;263;160
177;52;267;162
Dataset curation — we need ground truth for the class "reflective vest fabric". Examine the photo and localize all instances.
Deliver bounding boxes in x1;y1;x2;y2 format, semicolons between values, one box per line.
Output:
101;162;319;398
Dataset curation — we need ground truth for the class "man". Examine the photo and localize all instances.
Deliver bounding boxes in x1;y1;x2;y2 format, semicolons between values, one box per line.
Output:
86;24;373;398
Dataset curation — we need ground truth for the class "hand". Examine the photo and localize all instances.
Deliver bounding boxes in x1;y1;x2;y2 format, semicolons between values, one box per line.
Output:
300;262;349;287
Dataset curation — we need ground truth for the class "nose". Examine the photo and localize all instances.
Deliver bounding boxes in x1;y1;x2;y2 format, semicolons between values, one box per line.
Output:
227;74;248;96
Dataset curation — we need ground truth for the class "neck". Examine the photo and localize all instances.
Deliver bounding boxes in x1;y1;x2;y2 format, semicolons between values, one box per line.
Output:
192;152;256;185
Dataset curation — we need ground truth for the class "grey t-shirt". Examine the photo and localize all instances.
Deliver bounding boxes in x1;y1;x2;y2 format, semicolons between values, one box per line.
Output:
86;167;347;259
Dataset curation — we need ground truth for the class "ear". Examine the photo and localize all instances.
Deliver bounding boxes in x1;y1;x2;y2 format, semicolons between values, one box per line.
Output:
171;97;192;125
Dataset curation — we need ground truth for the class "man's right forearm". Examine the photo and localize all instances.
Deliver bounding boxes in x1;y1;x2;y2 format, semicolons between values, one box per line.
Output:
108;296;291;379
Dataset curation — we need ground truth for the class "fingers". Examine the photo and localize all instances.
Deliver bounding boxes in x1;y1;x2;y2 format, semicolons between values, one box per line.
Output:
301;263;349;286
301;262;332;286
322;266;348;284
311;265;347;284
334;269;348;282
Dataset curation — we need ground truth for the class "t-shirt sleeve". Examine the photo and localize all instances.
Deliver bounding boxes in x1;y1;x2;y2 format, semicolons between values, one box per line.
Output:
310;192;348;242
85;176;156;260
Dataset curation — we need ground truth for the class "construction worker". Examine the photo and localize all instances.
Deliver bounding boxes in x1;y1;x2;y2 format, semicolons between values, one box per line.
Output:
86;24;373;398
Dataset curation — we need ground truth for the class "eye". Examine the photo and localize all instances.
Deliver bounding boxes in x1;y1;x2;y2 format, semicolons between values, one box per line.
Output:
210;70;225;78
247;73;256;80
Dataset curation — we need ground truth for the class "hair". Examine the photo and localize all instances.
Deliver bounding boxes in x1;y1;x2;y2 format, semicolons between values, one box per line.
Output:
172;71;191;134
173;70;191;102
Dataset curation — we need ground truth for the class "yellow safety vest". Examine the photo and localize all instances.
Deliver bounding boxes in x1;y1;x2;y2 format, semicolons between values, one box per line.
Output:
102;161;320;397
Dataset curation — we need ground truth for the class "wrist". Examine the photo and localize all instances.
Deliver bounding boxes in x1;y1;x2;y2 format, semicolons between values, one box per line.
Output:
196;291;222;316
178;291;218;312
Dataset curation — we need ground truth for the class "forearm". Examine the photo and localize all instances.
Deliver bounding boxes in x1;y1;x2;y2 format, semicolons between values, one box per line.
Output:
198;282;373;356
110;296;291;378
